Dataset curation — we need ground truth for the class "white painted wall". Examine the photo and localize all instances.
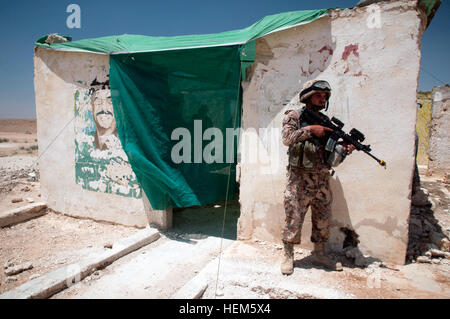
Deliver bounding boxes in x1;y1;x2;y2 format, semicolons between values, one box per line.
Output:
34;49;150;227
238;1;427;264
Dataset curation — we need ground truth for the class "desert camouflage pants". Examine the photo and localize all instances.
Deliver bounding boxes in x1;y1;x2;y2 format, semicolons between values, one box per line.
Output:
282;166;332;244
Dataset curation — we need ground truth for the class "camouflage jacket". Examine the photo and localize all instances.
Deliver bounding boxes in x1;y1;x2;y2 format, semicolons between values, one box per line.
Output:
282;107;331;172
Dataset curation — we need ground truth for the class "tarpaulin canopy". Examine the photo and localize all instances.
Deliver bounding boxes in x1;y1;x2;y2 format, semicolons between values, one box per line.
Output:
35;9;328;54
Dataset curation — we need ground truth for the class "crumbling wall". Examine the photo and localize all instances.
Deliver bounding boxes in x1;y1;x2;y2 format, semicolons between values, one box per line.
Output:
33;48;152;227
238;0;427;264
428;85;450;176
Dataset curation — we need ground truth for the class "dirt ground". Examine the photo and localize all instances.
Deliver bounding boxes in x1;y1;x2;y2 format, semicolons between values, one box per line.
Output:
0;119;139;294
0;118;449;298
0;210;138;294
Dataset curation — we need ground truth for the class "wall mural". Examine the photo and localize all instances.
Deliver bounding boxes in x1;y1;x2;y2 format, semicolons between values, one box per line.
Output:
74;78;142;198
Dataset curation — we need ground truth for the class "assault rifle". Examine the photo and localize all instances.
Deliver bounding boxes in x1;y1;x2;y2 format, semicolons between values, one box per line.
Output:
302;107;386;169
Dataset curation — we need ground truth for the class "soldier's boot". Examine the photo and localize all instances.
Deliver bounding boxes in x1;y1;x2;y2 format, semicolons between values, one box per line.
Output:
280;242;294;275
311;242;343;271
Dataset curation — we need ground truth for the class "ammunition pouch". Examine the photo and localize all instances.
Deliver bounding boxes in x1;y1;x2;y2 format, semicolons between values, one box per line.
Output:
288;139;322;169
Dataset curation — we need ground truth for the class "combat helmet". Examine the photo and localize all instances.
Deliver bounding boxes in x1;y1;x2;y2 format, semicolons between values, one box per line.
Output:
299;80;332;110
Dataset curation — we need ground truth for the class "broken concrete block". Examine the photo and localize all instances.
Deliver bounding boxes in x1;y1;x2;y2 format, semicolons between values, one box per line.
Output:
0;203;47;228
4;262;33;276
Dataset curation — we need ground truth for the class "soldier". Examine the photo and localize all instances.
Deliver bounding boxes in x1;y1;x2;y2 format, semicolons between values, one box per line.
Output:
280;80;355;275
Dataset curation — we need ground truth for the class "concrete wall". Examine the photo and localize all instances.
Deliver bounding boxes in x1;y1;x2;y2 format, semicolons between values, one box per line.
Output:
428;85;450;176
238;0;427;264
34;48;170;228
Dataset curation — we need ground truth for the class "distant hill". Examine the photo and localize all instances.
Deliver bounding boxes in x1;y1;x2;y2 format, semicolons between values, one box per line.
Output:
0;119;37;134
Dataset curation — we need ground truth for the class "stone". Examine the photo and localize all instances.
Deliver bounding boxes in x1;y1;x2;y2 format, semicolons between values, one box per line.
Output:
416;256;432;264
430;249;446;258
26;198;34;203
443;173;450;184
432;259;440;264
429;197;440;209
104;242;113;249
425;251;432;258
5;276;18;283
4;260;14;269
4;262;33;276
11;198;23;203
439;238;450;252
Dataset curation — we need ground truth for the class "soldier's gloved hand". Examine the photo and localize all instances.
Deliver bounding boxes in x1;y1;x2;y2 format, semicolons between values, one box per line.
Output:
306;125;333;138
343;143;356;155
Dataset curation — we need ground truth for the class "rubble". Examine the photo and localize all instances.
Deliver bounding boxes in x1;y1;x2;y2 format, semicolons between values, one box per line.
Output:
4;262;33;276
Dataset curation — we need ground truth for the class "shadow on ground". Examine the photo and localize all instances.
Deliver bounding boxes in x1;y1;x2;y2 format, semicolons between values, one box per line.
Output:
160;199;241;244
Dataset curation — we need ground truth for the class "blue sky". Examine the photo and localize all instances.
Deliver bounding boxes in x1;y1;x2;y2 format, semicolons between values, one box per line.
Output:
0;0;448;119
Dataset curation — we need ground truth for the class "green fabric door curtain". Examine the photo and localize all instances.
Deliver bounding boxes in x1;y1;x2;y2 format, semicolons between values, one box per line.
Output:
34;2;439;210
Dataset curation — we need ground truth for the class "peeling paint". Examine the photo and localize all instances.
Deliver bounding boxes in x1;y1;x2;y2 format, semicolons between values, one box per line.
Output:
342;44;359;60
74;84;142;199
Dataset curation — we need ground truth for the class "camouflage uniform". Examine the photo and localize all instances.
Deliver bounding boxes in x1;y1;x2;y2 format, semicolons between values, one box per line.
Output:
281;107;333;245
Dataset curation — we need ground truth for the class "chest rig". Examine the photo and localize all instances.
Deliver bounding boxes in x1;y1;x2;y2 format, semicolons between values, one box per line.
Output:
288;107;330;170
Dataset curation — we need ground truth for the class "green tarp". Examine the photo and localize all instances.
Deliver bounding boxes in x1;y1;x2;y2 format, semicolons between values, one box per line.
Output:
35;10;328;54
109;46;242;209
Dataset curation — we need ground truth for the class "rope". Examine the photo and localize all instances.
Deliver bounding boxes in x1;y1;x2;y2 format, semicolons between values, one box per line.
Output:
214;47;243;298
